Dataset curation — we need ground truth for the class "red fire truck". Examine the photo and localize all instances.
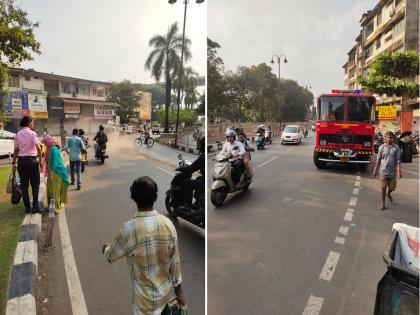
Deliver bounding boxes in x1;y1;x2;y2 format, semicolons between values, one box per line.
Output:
313;89;376;170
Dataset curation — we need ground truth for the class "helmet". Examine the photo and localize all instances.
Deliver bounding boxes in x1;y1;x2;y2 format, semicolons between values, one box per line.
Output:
225;129;237;139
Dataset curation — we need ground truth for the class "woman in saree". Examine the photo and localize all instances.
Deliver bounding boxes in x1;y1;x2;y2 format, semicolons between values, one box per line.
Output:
43;135;70;213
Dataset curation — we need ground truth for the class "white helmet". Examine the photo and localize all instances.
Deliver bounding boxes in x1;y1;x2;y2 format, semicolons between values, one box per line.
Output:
225;129;237;139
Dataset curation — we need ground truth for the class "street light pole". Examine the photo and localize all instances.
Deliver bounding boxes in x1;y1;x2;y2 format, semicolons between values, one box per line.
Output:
271;54;287;80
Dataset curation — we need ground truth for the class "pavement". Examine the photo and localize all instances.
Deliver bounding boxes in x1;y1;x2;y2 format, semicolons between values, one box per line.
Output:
41;133;204;315
207;132;419;315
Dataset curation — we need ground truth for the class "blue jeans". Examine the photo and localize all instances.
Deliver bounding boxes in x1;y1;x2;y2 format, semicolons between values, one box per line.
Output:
70;160;81;186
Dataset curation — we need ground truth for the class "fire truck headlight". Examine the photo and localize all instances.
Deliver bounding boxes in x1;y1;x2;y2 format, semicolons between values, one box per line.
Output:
320;139;327;146
363;141;371;147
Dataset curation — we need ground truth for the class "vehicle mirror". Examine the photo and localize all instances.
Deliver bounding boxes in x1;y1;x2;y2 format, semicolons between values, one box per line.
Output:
178;154;183;160
233;146;238;150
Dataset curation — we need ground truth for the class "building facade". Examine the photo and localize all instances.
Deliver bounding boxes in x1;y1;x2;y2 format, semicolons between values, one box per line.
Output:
343;0;419;133
2;68;119;136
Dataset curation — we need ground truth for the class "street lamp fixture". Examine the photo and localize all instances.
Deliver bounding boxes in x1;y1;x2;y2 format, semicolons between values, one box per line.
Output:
270;54;288;80
304;83;311;90
169;0;205;147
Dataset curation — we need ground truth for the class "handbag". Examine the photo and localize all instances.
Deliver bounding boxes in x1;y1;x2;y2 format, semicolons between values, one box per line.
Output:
161;298;188;315
11;172;22;205
6;170;15;194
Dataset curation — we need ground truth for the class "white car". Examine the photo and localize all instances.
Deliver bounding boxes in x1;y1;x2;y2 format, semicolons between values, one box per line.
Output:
0;130;16;156
281;125;303;145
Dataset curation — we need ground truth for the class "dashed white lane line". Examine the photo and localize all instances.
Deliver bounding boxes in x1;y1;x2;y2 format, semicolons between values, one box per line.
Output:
319;251;341;281
287;146;294;152
354;181;360;187
353;188;359;195
155;166;174;176
335;236;346;245
356;175;361;181
349;196;358;206
344;208;355;222
339;225;349;236
302;295;324;315
58;206;89;315
257;155;278;168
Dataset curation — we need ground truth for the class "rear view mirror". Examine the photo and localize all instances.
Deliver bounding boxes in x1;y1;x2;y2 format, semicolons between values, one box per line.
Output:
178;154;183;160
233;146;238;150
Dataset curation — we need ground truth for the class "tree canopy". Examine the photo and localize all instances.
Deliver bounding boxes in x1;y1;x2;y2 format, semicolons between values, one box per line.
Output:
358;50;419;98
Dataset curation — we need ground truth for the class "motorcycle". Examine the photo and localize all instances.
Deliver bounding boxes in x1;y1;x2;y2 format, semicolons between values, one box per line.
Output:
264;130;272;144
374;131;384;153
210;153;252;207
165;154;204;228
255;133;265;150
95;143;107;164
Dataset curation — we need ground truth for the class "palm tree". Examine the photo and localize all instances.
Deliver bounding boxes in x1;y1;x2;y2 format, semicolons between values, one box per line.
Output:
173;67;199;110
145;22;192;132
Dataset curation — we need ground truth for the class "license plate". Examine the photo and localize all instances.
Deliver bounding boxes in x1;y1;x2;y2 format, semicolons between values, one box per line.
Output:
340;156;350;162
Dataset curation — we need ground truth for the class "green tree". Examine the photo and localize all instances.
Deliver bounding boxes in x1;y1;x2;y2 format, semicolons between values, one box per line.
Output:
156;107;197;127
358;50;419;98
0;0;40;123
145;22;192;132
207;38;226;122
196;92;205;115
108;80;139;124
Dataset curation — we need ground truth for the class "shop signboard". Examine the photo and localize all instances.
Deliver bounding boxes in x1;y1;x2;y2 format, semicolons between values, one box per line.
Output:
1;91;29;118
47;97;64;118
378;105;397;119
94;104;115;119
64;102;80;114
28;93;48;119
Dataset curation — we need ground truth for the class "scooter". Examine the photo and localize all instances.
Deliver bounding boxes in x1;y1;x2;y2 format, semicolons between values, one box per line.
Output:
256;133;265;150
264;130;272;144
165;154;204;228
210;153;251;207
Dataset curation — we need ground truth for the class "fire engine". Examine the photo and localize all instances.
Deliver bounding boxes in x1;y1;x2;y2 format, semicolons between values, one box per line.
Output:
313;89;376;170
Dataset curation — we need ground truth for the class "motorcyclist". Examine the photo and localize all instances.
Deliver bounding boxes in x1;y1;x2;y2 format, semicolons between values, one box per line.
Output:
238;131;254;180
220;130;246;185
93;125;108;158
176;135;205;212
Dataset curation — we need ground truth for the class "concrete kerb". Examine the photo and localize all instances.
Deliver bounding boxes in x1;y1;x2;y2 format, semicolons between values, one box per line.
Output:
6;151;70;315
155;137;199;156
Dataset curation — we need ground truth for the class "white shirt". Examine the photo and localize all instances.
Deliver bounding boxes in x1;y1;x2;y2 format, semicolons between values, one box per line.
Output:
221;140;246;158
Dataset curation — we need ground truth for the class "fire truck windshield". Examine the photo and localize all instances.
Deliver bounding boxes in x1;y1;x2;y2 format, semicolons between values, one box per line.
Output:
347;96;375;122
319;96;345;121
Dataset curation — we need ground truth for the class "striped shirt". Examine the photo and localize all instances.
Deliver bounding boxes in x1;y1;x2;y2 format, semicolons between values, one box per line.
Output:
104;210;182;314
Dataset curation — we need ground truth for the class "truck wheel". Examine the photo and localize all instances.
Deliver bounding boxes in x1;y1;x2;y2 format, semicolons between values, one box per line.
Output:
211;187;226;207
313;151;327;169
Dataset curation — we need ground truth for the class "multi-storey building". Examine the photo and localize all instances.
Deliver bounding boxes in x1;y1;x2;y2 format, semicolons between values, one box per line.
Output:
343;0;419;133
2;68;119;136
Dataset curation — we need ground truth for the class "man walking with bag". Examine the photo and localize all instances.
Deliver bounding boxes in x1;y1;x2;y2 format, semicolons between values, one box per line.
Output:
66;128;85;190
12;116;43;213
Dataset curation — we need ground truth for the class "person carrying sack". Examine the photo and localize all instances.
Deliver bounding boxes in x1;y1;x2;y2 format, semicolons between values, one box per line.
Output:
12;116;43;213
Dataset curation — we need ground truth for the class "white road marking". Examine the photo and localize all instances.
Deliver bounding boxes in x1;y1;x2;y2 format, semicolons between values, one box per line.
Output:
58;206;89;315
335;237;346;245
302;295;324;315
319;251;341;281
354;181;360;187
356;175;361;181
349;196;358;206
257;155;278;168
353;188;359;195
287;146;294;152
344;208;354;222
339;225;349;236
155;166;174;176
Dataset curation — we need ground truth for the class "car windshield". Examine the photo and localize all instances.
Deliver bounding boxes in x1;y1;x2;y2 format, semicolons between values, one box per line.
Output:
319;96;345;121
347;96;375;122
284;126;298;133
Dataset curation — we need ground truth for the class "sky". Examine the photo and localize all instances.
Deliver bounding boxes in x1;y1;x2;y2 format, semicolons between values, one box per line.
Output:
208;0;379;98
19;0;206;84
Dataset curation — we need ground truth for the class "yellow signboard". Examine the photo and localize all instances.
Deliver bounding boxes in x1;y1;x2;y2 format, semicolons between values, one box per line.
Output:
378;106;397;118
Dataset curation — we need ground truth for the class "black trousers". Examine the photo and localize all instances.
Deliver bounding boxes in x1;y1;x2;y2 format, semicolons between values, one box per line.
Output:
231;160;244;183
181;176;204;205
17;156;40;212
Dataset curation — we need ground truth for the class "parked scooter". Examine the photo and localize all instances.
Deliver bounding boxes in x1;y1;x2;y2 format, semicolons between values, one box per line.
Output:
210;153;252;207
256;133;265;150
165;154;204;228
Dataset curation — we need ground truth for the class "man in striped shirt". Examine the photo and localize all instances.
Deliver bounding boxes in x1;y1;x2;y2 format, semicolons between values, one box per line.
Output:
103;176;185;314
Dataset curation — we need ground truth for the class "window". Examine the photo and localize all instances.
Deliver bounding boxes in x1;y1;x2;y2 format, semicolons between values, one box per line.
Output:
77;86;88;95
8;75;19;87
376;36;381;49
365;21;374;38
364;44;374;59
385;34;393;42
377;11;382;26
318;96;346;121
24;76;30;81
61;83;72;94
348;97;375;122
393;18;405;38
93;86;105;97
